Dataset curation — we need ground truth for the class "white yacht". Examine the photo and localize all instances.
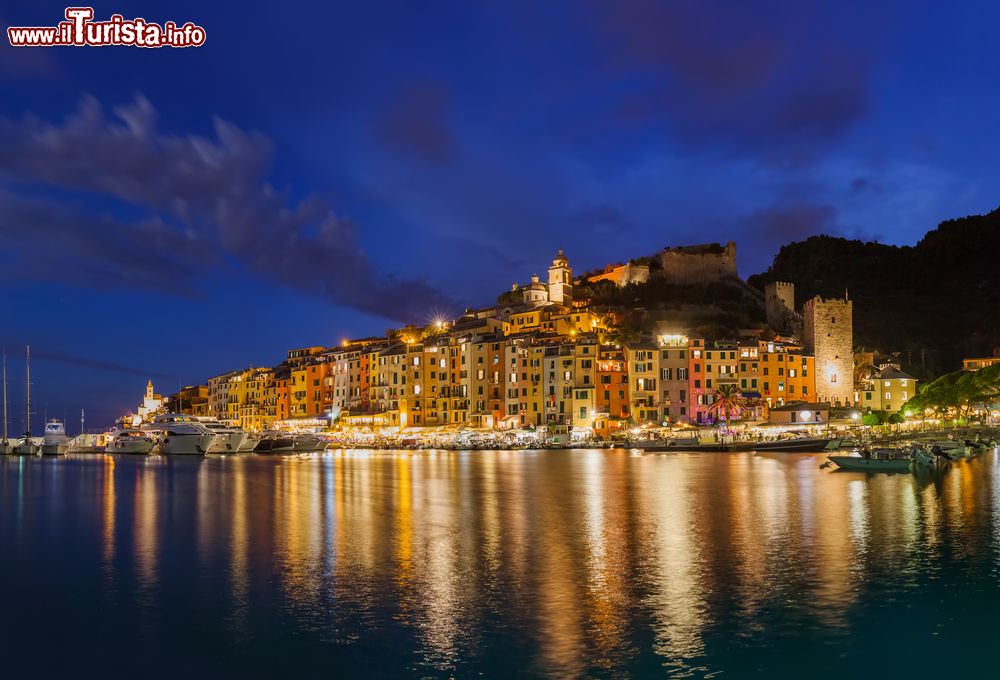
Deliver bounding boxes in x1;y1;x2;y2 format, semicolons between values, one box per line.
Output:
107;429;156;455
238;432;262;453
41;419;70;455
198;420;249;453
146;413;220;455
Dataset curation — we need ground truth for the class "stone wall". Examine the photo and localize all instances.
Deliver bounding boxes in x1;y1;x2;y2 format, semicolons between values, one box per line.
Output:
764;281;797;334
587;262;651;287
657;241;738;284
803;296;854;405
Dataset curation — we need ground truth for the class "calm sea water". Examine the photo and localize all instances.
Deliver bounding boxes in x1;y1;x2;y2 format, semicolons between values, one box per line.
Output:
2;449;999;678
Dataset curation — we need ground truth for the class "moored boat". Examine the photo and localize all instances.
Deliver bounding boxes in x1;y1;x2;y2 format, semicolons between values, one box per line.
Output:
41;418;70;455
827;450;912;471
292;434;324;451
107;430;157;455
14;435;40;456
145;413;220;455
238;433;261;453
199;420;249;453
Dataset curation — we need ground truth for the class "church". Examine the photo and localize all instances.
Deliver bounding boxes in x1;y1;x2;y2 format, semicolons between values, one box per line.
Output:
515;249;573;308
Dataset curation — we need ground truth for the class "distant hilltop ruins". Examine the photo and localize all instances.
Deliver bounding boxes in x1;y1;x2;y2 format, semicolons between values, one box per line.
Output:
584;241;738;288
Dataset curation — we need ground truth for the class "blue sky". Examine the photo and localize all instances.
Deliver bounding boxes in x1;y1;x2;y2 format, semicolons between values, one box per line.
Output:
1;0;998;428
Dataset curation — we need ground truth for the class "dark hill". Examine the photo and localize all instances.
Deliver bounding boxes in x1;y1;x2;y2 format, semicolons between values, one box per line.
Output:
748;206;1000;373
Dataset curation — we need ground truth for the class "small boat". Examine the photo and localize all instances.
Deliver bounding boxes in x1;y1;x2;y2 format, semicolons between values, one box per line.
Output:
753;437;833;453
827;450;912;471
106;430;156;455
931;441;969;459
41;418;70;455
912;446;951;468
14;435;40;456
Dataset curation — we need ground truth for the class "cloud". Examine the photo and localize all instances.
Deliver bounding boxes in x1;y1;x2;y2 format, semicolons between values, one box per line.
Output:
583;0;879;161
0;188;209;296
740;201;838;270
0;96;457;322
376;82;457;164
0;341;168;378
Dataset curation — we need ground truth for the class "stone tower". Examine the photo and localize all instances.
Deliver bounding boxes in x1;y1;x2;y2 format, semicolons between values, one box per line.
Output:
764;281;796;334
547;249;572;306
803;294;853;406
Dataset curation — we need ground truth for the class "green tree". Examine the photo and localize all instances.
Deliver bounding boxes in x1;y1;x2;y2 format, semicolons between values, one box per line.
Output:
708;383;746;427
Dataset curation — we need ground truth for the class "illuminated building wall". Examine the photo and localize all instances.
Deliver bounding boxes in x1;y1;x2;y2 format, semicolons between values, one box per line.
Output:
803;295;854;406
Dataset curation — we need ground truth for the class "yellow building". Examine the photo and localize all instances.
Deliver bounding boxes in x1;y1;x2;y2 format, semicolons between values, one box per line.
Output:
862;365;917;413
626;342;659;423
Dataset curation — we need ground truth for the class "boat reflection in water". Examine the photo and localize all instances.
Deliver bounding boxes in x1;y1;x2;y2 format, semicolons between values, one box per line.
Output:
1;448;999;677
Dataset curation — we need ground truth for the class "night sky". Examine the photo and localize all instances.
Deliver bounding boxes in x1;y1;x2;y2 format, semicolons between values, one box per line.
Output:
1;1;998;429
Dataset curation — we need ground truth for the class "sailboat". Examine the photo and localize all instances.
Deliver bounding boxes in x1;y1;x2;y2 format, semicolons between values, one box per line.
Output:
0;349;11;455
14;345;40;456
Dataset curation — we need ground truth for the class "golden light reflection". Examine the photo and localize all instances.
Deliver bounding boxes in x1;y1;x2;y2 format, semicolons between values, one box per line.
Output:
102;454;116;578
170;447;1000;673
133;461;159;601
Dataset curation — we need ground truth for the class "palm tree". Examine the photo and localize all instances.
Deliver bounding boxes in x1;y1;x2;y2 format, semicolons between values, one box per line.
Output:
708;383;746;429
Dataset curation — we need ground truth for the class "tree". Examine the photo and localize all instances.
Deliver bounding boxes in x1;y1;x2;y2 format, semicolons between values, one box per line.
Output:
903;363;1000;420
708;383;746;428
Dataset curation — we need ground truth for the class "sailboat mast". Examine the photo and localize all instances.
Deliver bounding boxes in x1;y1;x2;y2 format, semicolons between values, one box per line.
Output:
2;349;7;440
25;345;30;436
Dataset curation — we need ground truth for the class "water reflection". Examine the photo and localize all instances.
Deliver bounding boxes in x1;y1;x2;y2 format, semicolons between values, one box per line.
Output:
3;449;1000;677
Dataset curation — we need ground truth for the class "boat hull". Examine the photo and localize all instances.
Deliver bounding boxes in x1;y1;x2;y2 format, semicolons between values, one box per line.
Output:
14;440;40;455
828;455;911;471
108;440;155;455
293;436;323;452
160;433;217;455
41;443;69;455
237;434;260;453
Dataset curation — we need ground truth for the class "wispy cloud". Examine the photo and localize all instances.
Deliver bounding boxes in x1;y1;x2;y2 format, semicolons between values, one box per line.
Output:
0;96;457;321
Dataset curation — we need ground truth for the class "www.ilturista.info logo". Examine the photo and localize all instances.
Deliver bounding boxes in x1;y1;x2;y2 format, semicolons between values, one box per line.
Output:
7;7;206;48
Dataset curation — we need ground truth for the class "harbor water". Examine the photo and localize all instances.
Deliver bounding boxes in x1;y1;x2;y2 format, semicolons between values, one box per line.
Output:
2;448;1000;678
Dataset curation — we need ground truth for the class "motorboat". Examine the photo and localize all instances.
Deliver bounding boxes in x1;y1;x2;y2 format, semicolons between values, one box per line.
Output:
238;433;261;453
198;420;249;453
292;434;324;452
255;433;296;453
931;440;969;459
912;445;951;468
145;413;220;455
106;429;157;455
752;437;834;453
41;418;70;455
827;448;912;472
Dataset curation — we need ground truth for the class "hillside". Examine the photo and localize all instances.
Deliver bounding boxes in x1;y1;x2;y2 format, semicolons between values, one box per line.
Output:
748;206;1000;374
